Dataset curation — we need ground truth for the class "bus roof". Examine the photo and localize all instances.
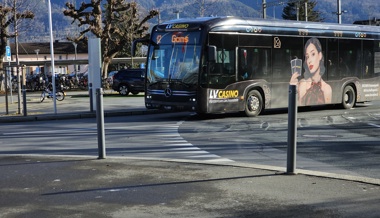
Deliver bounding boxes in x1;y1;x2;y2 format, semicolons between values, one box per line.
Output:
156;16;380;38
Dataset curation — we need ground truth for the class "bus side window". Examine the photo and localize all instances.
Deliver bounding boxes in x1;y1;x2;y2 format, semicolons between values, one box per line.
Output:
238;47;271;81
375;41;380;74
238;48;249;80
208;33;238;85
363;40;375;78
339;39;361;77
327;38;339;79
271;37;303;83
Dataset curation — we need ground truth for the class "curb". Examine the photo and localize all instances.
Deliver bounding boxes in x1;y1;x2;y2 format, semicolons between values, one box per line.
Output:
0;108;169;123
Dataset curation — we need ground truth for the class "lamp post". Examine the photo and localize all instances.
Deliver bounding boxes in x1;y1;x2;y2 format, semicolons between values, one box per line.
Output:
262;0;267;19
48;0;57;114
337;0;342;24
13;0;21;114
263;0;302;21
335;0;347;24
72;42;77;74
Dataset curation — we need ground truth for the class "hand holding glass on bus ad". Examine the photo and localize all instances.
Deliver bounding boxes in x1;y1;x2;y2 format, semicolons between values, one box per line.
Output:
291;58;302;75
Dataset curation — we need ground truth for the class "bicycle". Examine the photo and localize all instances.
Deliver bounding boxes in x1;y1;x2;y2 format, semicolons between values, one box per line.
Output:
40;83;65;102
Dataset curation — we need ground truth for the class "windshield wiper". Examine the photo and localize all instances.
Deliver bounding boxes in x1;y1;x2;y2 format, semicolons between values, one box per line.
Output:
170;79;191;88
148;80;168;87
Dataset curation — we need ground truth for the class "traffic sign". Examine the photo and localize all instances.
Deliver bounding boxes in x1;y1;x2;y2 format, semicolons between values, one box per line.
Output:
5;46;11;61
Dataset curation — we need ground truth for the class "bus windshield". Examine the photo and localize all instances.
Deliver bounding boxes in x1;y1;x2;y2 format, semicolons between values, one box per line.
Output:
147;31;202;85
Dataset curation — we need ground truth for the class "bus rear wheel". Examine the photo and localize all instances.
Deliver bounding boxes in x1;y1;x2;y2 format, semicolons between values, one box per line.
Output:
342;86;356;109
244;90;263;117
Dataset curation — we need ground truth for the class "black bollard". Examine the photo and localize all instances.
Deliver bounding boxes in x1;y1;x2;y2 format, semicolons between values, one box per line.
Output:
287;85;297;174
96;88;106;159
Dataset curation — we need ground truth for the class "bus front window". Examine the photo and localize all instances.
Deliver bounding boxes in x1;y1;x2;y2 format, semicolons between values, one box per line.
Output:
147;32;202;86
148;44;201;84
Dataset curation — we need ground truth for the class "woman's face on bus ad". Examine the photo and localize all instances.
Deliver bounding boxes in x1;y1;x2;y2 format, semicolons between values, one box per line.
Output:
305;43;322;75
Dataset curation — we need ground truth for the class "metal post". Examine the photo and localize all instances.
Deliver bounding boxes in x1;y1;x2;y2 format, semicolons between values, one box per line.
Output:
96;88;106;159
14;0;21;114
5;66;9;115
262;0;267;19
72;42;77;74
305;2;308;22
287;85;297;174
89;83;93;112
337;0;342;24
48;0;57;114
22;67;27;116
17;66;21;114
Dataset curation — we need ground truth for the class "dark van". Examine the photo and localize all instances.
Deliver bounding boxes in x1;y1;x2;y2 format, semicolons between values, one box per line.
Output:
112;68;145;96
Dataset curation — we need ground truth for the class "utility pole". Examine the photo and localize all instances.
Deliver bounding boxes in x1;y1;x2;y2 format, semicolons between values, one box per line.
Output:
263;0;302;21
305;2;308;22
13;0;21;115
337;0;342;24
262;0;267;19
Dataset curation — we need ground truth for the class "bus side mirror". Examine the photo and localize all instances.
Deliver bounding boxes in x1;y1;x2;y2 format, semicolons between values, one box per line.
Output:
208;46;217;62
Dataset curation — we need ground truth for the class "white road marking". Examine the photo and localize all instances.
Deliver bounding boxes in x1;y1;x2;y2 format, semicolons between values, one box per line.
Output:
1;121;233;162
368;123;380;128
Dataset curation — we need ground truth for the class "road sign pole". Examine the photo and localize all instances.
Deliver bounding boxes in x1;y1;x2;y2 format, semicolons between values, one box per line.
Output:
4;66;9;115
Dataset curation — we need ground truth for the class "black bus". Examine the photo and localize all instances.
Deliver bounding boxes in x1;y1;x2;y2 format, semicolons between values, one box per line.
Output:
134;16;380;116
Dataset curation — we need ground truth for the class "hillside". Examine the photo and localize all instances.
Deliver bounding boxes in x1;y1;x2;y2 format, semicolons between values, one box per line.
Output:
17;0;380;42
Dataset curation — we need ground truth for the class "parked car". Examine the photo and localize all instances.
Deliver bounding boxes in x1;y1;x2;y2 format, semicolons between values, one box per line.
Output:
106;71;118;87
112;68;145;96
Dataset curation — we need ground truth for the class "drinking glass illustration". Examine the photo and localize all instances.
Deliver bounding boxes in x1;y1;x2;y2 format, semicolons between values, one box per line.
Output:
290;58;302;75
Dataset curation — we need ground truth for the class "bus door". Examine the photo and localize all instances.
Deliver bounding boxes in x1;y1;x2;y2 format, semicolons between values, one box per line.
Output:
207;33;239;113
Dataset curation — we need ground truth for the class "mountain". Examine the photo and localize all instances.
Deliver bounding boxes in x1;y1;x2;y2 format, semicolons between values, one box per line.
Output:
17;0;380;43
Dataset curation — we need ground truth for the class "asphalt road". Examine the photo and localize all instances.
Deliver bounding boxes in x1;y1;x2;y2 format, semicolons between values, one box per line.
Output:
0;90;379;217
1;90;380;182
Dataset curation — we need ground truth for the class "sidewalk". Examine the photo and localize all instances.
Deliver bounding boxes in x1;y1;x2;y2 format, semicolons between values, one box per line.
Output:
0;155;379;218
0;90;379;217
0;90;158;122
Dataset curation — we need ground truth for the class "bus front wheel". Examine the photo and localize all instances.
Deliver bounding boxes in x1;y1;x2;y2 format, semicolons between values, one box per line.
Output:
342;86;356;109
244;90;263;117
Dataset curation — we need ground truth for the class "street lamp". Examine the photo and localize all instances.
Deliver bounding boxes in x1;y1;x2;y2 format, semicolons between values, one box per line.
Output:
335;0;348;24
48;0;57;114
72;42;77;74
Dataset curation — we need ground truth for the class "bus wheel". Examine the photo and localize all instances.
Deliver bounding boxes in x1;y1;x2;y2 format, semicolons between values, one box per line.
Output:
342;86;356;109
245;90;263;117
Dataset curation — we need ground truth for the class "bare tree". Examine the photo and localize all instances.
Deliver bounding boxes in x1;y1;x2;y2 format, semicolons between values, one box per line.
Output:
0;0;34;70
63;0;158;78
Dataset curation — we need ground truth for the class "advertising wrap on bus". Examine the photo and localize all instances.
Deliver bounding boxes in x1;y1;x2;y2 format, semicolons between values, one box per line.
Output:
208;89;240;103
139;17;380;117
